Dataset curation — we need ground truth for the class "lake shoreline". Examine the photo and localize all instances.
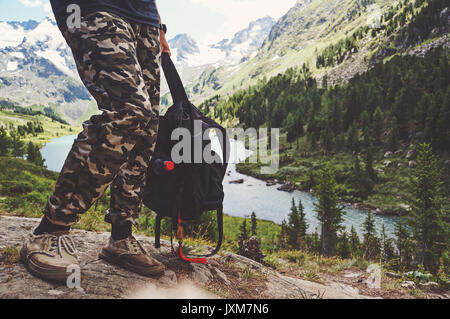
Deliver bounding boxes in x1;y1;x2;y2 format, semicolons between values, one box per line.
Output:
235;163;407;218
40;134;401;237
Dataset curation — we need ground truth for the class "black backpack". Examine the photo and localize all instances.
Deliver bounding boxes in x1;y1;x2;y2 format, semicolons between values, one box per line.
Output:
143;53;229;263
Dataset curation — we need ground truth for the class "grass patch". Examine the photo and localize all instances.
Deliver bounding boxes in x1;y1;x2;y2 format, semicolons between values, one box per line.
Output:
241;266;256;281
0;110;76;147
0;246;21;264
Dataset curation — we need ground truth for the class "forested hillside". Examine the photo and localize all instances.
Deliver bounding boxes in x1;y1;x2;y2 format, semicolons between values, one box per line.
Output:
200;46;449;214
203;47;449;151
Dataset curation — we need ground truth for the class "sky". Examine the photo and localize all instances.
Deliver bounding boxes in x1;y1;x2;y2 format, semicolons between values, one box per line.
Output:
0;0;298;44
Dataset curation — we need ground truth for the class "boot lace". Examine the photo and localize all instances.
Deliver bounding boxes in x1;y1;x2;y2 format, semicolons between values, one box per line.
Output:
121;236;149;256
28;234;78;260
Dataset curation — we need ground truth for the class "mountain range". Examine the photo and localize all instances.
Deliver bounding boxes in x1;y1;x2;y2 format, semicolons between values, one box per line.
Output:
0;14;276;123
0;0;448;123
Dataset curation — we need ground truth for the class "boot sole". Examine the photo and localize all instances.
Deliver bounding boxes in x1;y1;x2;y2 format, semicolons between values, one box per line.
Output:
20;247;76;284
99;249;165;277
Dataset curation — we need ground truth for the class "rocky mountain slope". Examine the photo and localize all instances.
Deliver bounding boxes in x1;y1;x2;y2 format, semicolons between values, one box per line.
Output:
0;17;93;125
187;0;449;104
162;16;276;106
1;215;446;299
1;0;447;122
0;13;275;119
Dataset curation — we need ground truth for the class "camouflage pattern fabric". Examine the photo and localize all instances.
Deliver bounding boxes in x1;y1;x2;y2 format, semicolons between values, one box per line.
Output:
43;11;161;227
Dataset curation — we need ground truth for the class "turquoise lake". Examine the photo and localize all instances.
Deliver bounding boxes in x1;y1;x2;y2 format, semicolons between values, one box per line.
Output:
41;134;401;237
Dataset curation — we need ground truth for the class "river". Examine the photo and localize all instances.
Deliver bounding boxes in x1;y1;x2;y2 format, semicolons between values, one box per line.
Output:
40;134;401;238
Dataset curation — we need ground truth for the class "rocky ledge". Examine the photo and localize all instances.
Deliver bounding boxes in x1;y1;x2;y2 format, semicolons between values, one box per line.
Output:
0;215;375;299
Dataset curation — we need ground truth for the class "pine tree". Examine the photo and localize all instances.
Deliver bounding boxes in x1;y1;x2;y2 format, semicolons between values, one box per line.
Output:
423;92;441;148
414;93;430;134
372;107;384;144
298;200;308;238
251;212;257;237
314;165;345;256
362;211;381;260
387;116;399;151
365;145;376;182
279;220;289;249
436;88;450;152
26;142;45;167
287;198;301;248
239;219;249;242
353;155;363;197
381;224;395;263
320;125;333;153
0;127;10;156
311;231;321;254
26;142;36;164
10;130;25;158
285;113;296;142
339;232;352;259
350;226;361;257
362;125;371;150
346;122;359;152
360;110;370;128
408;143;446;272
395;221;412;269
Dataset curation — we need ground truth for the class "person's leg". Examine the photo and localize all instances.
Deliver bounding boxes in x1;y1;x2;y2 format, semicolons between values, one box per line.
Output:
23;11;163;281
42;12;156;227
98;23;165;276
107;23;161;240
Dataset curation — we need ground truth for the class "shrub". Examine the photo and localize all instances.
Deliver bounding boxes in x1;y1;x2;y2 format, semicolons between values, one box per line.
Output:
1;181;33;195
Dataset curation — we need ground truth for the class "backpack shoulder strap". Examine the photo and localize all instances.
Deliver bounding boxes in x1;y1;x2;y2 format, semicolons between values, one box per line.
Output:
161;52;188;104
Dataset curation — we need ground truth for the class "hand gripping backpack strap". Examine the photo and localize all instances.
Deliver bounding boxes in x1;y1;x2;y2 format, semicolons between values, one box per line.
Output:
161;52;188;104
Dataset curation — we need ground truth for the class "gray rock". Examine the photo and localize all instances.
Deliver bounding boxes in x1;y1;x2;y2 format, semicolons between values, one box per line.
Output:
385;272;402;279
400;281;416;289
223;253;264;271
212;267;231;286
418;282;439;290
0;216;204;299
406;150;416;160
344;272;361;278
159;270;178;287
190;263;213;285
0;215;379;300
383;160;393;167
364;264;381;289
277;182;296;193
48;289;65;296
384;151;393;158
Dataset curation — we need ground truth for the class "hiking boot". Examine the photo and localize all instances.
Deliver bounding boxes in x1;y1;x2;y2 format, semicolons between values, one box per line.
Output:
20;231;79;283
99;235;165;277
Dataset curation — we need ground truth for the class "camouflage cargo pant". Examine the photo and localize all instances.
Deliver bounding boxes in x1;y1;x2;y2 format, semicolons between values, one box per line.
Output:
42;11;161;227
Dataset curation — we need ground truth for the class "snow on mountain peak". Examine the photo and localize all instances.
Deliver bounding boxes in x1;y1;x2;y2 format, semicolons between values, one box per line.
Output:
0;20;39;49
169;16;276;68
